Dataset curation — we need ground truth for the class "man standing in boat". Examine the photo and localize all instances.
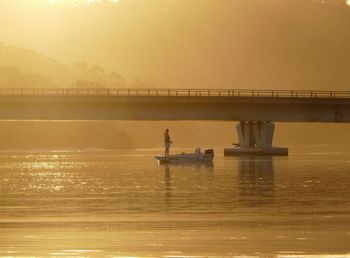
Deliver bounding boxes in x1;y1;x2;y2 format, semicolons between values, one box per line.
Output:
164;129;172;156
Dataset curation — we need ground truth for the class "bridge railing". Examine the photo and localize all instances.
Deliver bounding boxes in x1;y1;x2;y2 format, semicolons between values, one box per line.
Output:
0;88;350;98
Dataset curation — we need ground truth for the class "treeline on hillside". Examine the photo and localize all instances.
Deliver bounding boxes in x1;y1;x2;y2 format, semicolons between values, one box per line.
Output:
0;43;126;88
2;0;350;89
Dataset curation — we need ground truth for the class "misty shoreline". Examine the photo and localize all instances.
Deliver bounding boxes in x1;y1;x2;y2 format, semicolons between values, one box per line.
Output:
0;144;349;154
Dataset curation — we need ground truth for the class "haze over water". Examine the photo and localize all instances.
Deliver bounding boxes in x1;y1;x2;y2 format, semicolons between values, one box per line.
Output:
0;146;349;257
1;1;350;257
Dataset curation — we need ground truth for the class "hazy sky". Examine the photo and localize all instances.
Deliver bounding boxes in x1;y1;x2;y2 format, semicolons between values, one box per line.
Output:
1;0;350;89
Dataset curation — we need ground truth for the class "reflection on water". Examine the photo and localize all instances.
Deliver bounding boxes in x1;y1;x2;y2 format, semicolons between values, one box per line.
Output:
164;164;171;208
0;148;350;257
238;156;274;206
161;163;214;209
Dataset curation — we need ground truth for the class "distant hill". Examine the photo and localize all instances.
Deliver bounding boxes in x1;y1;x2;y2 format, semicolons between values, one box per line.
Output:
0;43;126;88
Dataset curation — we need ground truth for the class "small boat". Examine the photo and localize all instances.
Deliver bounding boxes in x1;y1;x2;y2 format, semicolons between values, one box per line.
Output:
155;148;214;164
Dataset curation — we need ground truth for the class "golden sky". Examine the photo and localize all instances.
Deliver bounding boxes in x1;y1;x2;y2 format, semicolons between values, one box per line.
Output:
1;0;350;89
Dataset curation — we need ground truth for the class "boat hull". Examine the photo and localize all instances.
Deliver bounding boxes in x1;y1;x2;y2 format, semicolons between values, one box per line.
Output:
155;154;214;164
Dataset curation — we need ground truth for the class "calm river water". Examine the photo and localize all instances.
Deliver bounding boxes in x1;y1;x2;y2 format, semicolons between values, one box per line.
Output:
0;146;349;257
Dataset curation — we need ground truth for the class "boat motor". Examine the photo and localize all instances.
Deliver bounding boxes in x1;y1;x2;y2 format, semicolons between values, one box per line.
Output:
204;149;214;155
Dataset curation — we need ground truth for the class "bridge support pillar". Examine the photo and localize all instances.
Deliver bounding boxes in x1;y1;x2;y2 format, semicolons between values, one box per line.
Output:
224;121;288;156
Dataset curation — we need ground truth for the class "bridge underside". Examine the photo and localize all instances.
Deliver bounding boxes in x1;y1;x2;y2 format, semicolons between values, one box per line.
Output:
0;95;349;122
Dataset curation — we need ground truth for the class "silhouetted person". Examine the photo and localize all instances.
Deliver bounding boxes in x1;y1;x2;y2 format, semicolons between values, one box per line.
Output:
164;129;172;156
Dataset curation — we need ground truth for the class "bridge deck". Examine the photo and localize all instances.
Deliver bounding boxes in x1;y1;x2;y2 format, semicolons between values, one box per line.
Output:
0;88;349;122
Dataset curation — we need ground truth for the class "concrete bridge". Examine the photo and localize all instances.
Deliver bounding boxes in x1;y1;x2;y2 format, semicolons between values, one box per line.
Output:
0;88;349;155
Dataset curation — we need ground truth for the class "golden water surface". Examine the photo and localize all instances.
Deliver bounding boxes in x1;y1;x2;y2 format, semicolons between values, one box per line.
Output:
0;146;349;257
